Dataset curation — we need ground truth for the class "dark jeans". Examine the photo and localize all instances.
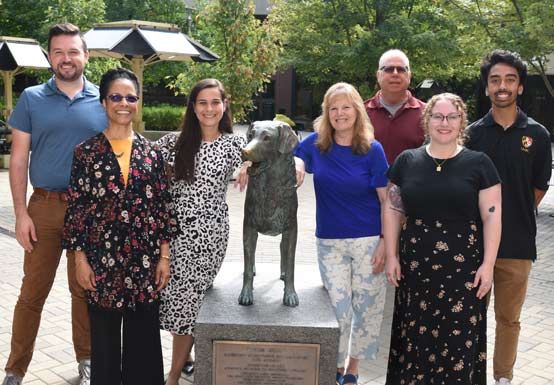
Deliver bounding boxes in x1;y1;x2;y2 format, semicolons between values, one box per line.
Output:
89;303;164;385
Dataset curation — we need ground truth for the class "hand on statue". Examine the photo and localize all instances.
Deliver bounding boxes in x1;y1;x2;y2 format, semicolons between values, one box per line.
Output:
234;161;251;192
294;157;305;187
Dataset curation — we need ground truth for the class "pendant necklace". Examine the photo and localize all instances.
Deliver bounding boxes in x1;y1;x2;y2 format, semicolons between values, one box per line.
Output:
432;157;447;172
428;145;460;172
115;151;124;158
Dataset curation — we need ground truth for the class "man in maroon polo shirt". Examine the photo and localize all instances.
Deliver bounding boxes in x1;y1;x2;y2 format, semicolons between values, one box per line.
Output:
365;49;425;164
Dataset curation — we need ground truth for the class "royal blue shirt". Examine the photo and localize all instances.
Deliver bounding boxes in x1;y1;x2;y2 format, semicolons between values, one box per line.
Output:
9;76;108;191
294;132;389;239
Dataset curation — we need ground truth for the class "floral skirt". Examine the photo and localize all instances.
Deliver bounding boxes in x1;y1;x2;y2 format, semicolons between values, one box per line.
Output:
386;217;487;385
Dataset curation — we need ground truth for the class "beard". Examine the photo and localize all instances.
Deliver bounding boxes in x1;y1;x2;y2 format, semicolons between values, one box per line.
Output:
53;62;84;82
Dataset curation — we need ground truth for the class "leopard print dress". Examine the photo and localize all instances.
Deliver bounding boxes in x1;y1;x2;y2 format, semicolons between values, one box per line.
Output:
156;132;245;335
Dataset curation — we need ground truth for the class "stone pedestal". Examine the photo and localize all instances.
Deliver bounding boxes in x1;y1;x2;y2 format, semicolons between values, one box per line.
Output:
195;262;339;385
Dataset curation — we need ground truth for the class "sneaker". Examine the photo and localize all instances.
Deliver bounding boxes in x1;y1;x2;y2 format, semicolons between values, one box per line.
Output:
495;378;512;385
78;359;91;385
1;374;22;385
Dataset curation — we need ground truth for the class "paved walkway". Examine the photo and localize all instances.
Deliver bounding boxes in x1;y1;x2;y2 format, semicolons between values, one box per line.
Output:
1;140;554;384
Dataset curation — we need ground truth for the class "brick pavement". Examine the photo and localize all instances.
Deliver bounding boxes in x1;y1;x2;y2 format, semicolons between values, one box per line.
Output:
0;141;554;383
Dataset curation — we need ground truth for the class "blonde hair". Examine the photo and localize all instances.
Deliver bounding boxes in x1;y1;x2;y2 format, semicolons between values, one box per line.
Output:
422;93;468;145
314;82;374;154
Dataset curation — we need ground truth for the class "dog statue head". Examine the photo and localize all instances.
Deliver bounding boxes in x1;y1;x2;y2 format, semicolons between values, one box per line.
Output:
242;120;299;175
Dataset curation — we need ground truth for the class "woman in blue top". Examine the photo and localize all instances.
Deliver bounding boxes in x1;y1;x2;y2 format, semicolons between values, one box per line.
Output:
294;82;389;385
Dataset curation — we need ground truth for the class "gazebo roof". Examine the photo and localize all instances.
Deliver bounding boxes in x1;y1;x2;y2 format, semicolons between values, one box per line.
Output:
84;20;218;64
0;36;50;71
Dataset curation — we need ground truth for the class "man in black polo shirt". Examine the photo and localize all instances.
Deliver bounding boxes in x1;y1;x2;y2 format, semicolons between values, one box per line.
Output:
466;50;552;385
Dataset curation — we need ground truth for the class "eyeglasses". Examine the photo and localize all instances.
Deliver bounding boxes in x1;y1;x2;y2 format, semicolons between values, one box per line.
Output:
430;113;462;123
379;65;409;74
108;94;139;103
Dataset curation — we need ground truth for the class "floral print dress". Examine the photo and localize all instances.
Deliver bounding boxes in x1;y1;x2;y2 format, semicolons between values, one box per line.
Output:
62;133;176;310
385;147;501;385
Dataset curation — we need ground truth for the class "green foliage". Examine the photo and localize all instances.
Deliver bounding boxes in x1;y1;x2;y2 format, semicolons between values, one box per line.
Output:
143;104;184;131
270;0;475;97
443;0;554;97
43;0;106;31
0;0;110;84
0;0;105;43
105;0;190;29
169;0;283;122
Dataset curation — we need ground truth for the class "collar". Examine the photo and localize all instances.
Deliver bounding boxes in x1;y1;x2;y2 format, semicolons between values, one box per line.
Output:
366;90;420;110
44;76;98;97
482;108;528;131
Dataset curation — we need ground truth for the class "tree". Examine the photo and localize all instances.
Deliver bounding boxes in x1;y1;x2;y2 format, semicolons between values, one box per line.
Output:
269;0;478;98
0;0;110;87
169;0;283;121
0;0;105;42
105;0;190;28
444;0;554;97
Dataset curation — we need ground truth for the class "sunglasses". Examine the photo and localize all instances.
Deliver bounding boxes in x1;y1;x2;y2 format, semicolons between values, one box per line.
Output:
108;93;139;103
379;65;409;74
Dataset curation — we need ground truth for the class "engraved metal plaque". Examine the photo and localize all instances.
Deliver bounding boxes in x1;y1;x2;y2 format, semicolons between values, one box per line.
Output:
213;341;320;385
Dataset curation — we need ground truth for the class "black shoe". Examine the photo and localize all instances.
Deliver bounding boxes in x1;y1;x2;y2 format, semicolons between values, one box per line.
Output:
182;361;194;376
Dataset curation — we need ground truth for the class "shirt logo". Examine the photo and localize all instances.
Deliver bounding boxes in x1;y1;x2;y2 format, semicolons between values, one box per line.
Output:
521;136;533;149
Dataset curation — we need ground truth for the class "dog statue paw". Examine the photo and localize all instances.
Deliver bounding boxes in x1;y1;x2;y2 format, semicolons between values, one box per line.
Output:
283;288;299;307
238;286;254;306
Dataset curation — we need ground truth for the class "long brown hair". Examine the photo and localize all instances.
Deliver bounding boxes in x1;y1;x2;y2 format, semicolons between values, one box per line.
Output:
174;79;233;181
314;82;374;154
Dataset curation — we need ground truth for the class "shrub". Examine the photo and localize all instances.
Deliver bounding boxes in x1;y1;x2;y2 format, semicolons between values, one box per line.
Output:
143;104;184;131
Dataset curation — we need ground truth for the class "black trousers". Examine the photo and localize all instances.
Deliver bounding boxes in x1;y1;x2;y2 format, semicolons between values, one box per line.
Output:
89;303;164;385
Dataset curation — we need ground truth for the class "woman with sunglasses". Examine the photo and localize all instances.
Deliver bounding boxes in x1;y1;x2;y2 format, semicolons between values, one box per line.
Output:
156;78;247;385
383;93;501;384
63;68;176;385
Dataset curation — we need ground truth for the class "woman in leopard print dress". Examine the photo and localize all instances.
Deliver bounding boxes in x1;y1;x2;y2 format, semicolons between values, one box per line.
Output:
156;79;246;385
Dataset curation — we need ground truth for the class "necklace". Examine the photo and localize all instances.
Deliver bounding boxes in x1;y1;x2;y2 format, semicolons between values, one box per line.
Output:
431;157;447;172
427;145;460;172
114;151;124;158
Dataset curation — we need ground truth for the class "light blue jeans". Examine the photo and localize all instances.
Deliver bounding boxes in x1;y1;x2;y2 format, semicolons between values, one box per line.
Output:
316;236;386;365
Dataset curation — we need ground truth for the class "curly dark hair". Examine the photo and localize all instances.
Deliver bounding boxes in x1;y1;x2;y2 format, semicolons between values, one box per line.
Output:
480;49;527;86
99;68;140;104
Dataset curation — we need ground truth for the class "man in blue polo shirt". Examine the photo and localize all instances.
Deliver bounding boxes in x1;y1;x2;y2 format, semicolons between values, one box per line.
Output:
465;50;552;385
3;23;107;385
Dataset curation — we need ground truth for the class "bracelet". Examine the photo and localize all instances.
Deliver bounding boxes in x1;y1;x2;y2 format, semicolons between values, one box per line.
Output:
160;255;170;261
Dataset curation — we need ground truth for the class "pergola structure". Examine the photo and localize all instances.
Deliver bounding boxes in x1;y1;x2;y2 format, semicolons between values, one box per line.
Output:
83;20;218;131
0;36;50;119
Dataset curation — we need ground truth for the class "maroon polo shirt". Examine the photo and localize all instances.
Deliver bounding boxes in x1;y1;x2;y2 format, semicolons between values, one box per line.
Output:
364;91;426;164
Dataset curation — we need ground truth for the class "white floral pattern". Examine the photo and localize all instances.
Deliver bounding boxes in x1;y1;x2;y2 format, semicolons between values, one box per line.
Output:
316;236;386;364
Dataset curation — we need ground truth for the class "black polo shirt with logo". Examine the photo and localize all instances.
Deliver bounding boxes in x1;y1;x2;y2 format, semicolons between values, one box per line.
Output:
465;109;552;261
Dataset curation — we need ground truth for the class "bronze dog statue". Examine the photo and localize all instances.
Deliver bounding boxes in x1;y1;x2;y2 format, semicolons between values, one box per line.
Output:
238;120;300;307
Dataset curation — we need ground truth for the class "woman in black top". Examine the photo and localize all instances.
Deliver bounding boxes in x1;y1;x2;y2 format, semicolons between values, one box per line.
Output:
383;93;501;384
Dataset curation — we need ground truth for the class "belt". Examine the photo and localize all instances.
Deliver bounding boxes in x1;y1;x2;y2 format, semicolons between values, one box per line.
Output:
34;188;69;201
